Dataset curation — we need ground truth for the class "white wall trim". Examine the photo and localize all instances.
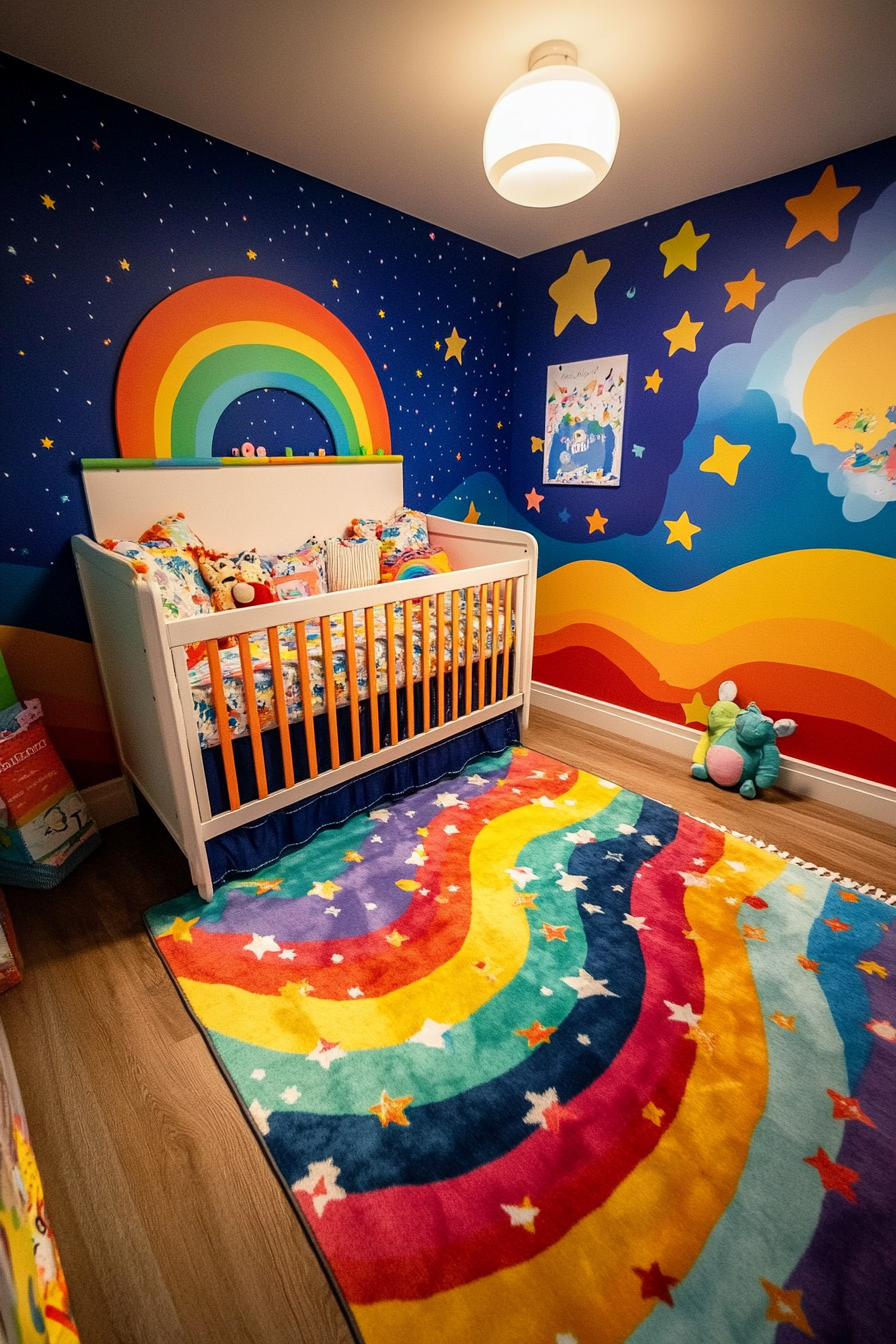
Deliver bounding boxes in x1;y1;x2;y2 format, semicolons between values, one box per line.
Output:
530;682;896;827
80;775;139;830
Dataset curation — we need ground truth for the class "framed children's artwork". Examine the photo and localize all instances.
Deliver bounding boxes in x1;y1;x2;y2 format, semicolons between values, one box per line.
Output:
543;354;628;486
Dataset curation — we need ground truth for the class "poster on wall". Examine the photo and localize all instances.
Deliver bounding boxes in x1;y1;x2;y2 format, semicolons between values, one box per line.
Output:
543;354;628;486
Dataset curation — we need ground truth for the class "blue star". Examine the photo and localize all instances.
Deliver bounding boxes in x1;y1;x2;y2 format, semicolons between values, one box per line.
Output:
60;494;70;502
559;509;571;523
632;444;646;458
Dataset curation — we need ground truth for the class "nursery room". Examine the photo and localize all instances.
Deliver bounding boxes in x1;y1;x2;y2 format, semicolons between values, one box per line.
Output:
0;1;894;1341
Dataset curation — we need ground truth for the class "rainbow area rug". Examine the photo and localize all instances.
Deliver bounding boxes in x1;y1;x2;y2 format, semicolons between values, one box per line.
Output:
146;747;895;1344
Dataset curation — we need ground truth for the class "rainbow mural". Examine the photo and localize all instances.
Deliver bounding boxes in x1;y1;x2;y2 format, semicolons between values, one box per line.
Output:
115;277;392;459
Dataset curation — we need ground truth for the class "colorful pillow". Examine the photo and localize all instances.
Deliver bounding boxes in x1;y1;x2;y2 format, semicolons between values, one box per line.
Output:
379;508;429;562
106;541;214;620
382;547;452;583
348;517;383;543
270;570;322;601
260;539;328;593
326;537;380;592
139;513;208;553
198;549;271;612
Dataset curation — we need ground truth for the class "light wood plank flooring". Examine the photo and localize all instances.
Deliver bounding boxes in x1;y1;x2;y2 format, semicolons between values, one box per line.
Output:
1;707;893;1343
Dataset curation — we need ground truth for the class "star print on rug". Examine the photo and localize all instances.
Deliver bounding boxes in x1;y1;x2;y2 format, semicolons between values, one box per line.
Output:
523;1088;578;1133
804;1147;860;1201
308;880;341;899
826;1089;876;1127
369;1091;413;1127
500;1195;540;1231
561;969;617;999
292;1158;347;1217
244;933;281;959
513;1021;557;1048
633;1261;679;1306
541;923;569;942
760;1279;814;1336
307;1039;347;1069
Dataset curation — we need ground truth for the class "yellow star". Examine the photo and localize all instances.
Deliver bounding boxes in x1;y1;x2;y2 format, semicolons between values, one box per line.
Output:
530;436;544;453
331;278;339;287
23;274;33;284
444;327;467;363
308;880;342;899
724;268;765;312
434;340;441;350
369;1090;413;1127
642;1100;665;1126
768;1010;796;1031
159;915;200;942
415;827;429;838
463;500;481;524
659;220;709;277
663;312;704;356
785;164;860;249
548;250;611;336
119;258;130;270
343;850;363;863
699;434;751;486
760;1279;814;1335
664;511;701;549
294;978;315;996
378;309;385;318
856;960;888;978
681;692;710;726
40;193;55;209
255;878;283;893
644;369;663;393
416;369;423;378
246;249;257;259
497;421;503;429
586;508;608;534
385;929;410;948
40;437;53;449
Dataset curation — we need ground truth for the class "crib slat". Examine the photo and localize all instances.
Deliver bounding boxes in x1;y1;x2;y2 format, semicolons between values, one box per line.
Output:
403;598;415;738
436;593;446;727
464;586;475;716
451;589;460;721
478;583;487;711
502;578;513;700
237;632;269;800
319;616;341;770
267;624;294;789
490;580;499;706
344;608;362;761
294;621;318;779
365;605;380;754
421;595;431;733
206;639;240;811
385;602;399;745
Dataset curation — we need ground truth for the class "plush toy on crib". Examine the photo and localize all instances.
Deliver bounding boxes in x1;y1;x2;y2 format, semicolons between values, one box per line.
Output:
691;681;797;799
232;580;276;608
198;549;275;610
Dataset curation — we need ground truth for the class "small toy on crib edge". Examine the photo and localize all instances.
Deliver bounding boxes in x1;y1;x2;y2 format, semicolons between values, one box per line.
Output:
691;681;797;799
231;581;277;608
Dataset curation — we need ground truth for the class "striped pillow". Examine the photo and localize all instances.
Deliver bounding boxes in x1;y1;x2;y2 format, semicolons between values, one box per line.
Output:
325;538;380;592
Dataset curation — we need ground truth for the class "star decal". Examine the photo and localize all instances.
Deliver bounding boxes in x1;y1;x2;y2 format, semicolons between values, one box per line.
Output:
556;872;588;892
308;880;342;899
562;968;618;999
681;691;710;725
665;1000;701;1027
343;851;362;863
804;1147;859;1201
633;1261;679;1306
292;978;315;996
158;914;200;942
307;1039;347;1068
623;913;650;931
119;258;130;270
255;878;283;893
644;368;663;393
323;906;340;917
582;903;605;915
246;249;257;259
385;930;410;948
22;274;33;284
292;1158;346;1217
768;1010;796;1031
248;1099;272;1134
436;792;460;808
823;918;851;932
700;433;752;486
586;507;608;534
331;278;339;287
760;1279;814;1335
409;1019;453;1048
369;1090;413;1127
513;892;539;909
566;828;596;845
856;960;887;978
444;327;467;363
244;932;281;959
369;808;391;822
40;436;54;449
280;1086;301;1104
827;1088;876;1127
463;500;480;524
659;219;709;276
40;193;56;209
724;268;765;312
632;443;646;457
663;511;701;549
603;851;624;862
541;922;569;942
501;1194;539;1231
663;311;704;356
525;487;544;512
785;164;860;248
347;985;365;998
523;1088;577;1133
548;249;611;336
378;308;385;318
506;865;539;887
531;436;544;453
513;1021;557;1048
642;1101;665;1126
443;824;459;835
797;954;820;973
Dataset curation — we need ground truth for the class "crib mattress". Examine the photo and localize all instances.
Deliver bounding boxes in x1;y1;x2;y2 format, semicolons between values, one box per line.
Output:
189;596;507;750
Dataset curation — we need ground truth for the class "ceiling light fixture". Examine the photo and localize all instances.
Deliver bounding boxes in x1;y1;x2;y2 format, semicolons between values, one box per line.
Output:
483;40;620;209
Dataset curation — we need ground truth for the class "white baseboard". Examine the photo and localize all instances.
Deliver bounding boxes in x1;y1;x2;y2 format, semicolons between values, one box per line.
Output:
81;775;139;830
530;682;896;827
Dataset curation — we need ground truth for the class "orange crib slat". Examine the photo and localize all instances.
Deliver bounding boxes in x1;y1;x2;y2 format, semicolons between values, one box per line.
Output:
385;602;399;745
237;632;268;800
267;623;294;789
294;621;318;779
319;616;341;770
206;639;240;811
365;605;380;754
436;593;446;727
450;589;460;722
490;581;499;706
464;586;474;717
502;577;513;700
421;595;431;733
478;583;487;711
345;607;362;761
403;598;415;738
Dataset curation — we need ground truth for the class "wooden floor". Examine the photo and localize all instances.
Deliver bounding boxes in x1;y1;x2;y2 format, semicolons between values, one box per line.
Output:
0;706;893;1344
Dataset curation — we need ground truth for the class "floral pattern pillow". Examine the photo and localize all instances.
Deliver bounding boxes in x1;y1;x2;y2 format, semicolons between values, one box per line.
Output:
261;539;328;593
139;513;208;553
106;541;213;620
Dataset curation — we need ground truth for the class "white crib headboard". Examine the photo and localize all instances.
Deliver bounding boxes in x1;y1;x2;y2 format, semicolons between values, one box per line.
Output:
80;456;405;552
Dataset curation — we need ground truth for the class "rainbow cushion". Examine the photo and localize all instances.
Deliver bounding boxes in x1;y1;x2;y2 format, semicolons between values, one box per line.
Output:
383;547;452;583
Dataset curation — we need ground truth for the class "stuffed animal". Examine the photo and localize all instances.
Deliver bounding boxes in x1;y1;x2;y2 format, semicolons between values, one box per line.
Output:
692;682;797;798
198;550;271;611
232;580;277;608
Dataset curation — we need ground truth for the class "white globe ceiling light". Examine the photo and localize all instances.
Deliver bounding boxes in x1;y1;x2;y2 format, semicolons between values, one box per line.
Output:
483;40;620;208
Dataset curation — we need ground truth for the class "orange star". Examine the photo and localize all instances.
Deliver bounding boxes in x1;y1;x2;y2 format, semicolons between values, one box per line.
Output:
633;1261;679;1307
343;850;363;863
40;437;53;449
856;960;887;978
823;918;851;932
760;1279;814;1336
23;274;33;284
255;878;283;893
525;487;544;512
768;1010;796;1031
838;889;860;902
513;1021;557;1048
40;193;55;209
119;258;130;270
797;954;820;973
642;1101;665;1126
586;508;608;534
331;278;339;287
724;268;765;312
541;922;569;942
246;249;257;260
785;165;860;248
803;1146;859;1201
369;1090;413;1127
644;369;663;393
826;1088;876;1127
463;500;481;524
513;892;539;909
743;925;767;941
159;915;200;942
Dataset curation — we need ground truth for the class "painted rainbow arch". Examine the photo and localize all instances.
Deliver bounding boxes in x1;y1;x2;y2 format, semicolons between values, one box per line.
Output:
115;276;391;458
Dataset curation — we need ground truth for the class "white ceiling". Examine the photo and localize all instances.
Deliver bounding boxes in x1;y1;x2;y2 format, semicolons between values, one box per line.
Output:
2;0;895;257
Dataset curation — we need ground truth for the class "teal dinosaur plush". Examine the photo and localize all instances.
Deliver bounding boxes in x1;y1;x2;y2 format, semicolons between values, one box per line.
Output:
692;682;797;799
